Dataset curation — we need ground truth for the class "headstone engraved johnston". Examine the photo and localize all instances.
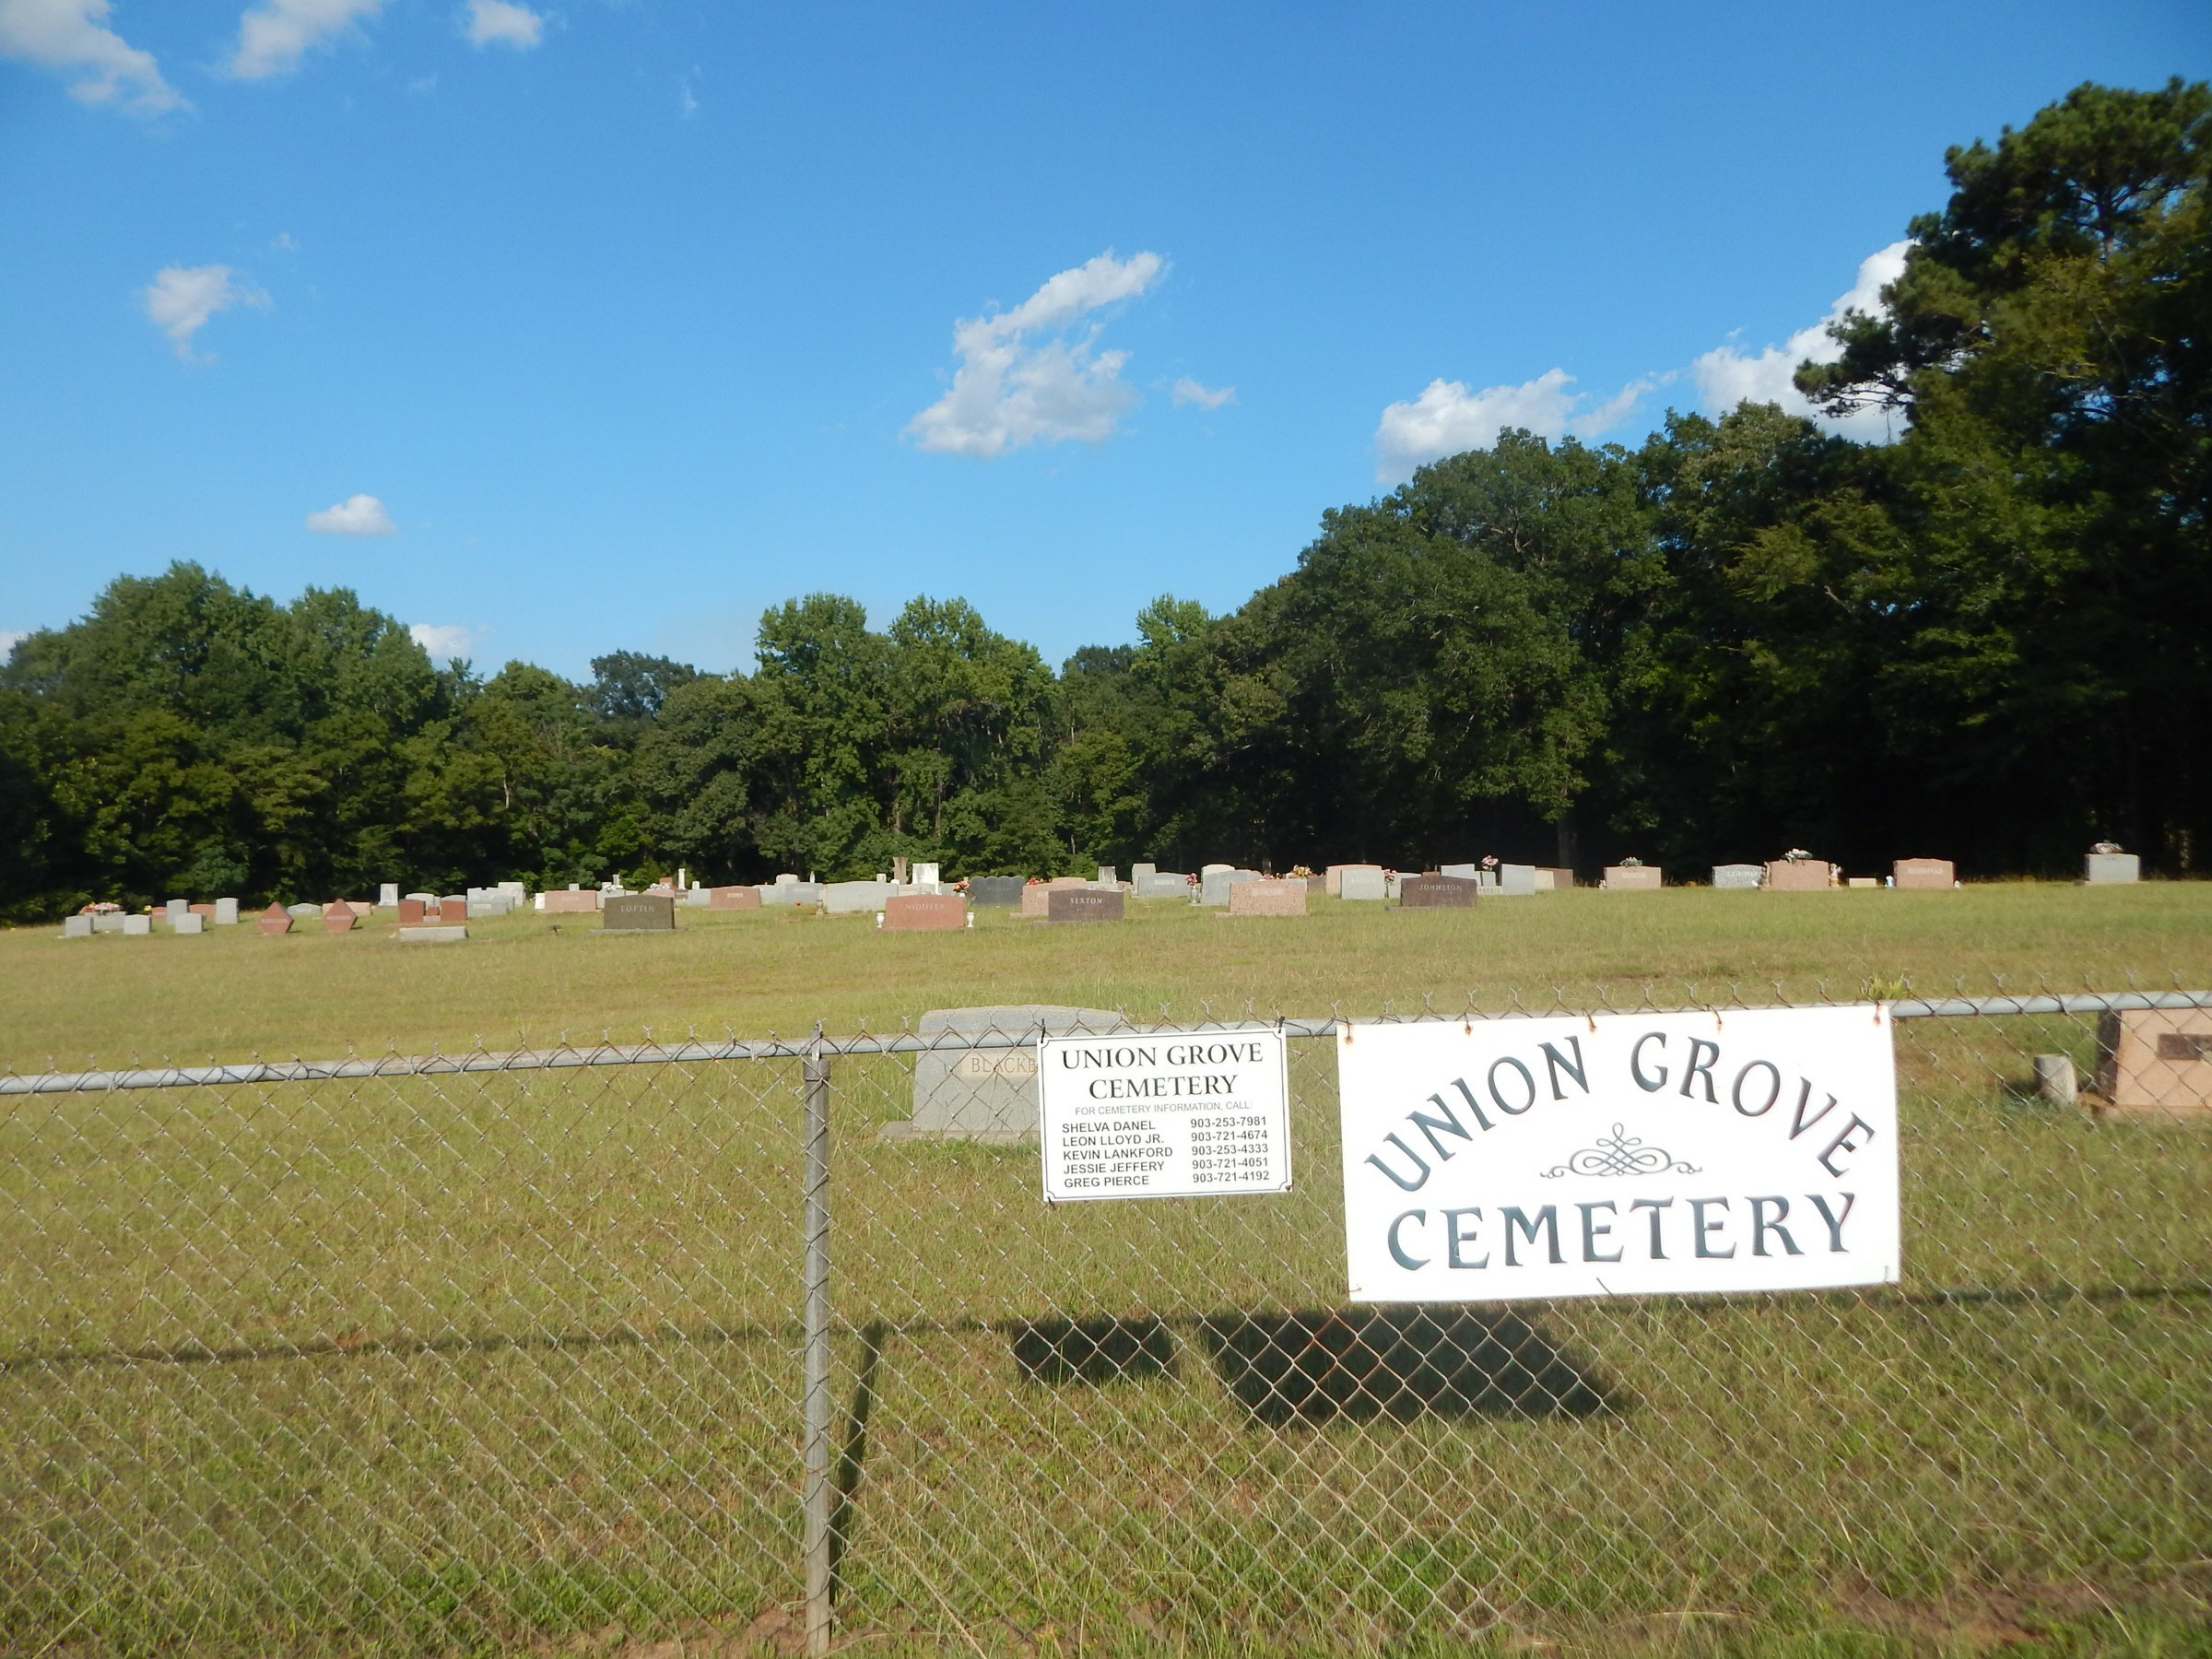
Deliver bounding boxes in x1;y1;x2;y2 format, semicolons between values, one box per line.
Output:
601;893;677;933
879;1005;1128;1142
1398;876;1476;909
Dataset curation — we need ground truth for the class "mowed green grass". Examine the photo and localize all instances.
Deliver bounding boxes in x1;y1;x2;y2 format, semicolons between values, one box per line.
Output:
0;887;2207;1655
2;882;2208;1066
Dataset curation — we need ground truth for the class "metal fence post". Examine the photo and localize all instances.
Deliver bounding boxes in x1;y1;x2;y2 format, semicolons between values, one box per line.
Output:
802;1029;833;1655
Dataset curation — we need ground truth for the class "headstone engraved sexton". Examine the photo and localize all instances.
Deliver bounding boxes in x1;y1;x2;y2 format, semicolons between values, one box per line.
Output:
1048;888;1124;924
880;1005;1129;1143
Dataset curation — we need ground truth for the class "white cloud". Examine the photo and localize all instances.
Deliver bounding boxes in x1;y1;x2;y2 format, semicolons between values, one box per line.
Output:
1373;369;1661;483
305;492;396;535
228;0;382;79
0;0;182;112
409;622;478;661
464;0;540;48
1691;241;1911;436
1171;376;1235;411
907;250;1166;458
0;630;27;658
143;265;269;360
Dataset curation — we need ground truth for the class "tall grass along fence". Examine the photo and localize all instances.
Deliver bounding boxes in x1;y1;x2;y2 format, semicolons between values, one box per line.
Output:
2;985;2208;1654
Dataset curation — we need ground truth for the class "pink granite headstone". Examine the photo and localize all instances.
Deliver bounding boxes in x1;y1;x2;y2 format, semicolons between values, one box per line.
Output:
709;886;763;910
1764;860;1836;892
1230;879;1308;916
1892;858;1955;889
324;901;357;934
884;894;967;931
257;903;291;936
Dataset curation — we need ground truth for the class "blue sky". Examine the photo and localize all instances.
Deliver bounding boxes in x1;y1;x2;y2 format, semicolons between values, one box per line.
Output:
4;1;2207;679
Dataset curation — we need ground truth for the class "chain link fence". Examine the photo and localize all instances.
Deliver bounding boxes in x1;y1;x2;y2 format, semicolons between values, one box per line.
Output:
2;984;2208;1653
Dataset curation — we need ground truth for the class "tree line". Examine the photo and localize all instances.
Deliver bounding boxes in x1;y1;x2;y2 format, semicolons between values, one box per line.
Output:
2;80;2204;918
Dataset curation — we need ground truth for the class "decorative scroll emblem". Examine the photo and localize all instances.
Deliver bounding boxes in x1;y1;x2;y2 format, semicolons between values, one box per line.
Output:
1541;1124;1700;1179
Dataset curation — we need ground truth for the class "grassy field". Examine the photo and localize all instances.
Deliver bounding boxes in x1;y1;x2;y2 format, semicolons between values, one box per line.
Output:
0;887;2207;1655
2;882;2208;1065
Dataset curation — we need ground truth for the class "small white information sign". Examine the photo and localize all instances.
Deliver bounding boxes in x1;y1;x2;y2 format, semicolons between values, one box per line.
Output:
1040;1029;1291;1201
1337;1006;1900;1301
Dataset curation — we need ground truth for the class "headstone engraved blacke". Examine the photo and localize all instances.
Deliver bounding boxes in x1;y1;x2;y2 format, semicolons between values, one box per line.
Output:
601;893;677;933
880;1005;1128;1142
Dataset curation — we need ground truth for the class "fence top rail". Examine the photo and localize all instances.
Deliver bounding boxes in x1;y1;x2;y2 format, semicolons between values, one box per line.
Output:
2;988;2206;1097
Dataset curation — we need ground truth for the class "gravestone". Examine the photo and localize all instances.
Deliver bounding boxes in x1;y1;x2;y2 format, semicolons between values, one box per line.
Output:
2085;852;2140;885
398;899;427;924
214;897;240;924
540;888;599;914
1846;877;1878;888
173;914;205;935
286;902;323;921
1894;858;1955;889
441;896;468;918
1399;876;1477;909
258;904;291;936
1438;863;1478;881
1712;864;1764;890
379;883;401;907
164;899;189;926
1198;868;1241;905
1021;877;1088;919
1230;878;1307;916
467;893;511;920
1338;865;1387;901
91;913;124;933
823;879;891;915
708;885;763;910
398;925;468;945
1132;863;1157;881
1602;865;1663;890
912;862;941;888
968;877;1025;907
684;886;712;907
759;877;824;907
1765;859;1835;892
122;914;151;935
881;1004;1128;1142
1047;888;1124;924
61;914;91;938
1534;866;1574;890
2095;1008;2212;1112
1497;864;1537;897
602;893;676;933
885;893;967;931
1135;871;1191;898
496;880;526;903
1095;865;1119;887
324;901;358;933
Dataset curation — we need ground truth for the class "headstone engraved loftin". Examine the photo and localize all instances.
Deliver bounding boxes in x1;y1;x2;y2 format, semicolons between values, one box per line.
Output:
1048;888;1124;924
880;1005;1128;1142
2094;1008;2212;1112
1398;876;1477;909
601;893;677;933
884;894;967;931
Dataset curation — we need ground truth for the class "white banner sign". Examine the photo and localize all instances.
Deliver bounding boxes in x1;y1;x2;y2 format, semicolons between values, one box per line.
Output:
1336;1006;1899;1301
1041;1030;1291;1201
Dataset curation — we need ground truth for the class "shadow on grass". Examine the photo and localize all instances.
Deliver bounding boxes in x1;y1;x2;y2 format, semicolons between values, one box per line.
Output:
1199;1307;1616;1426
830;1318;886;1589
1004;1313;1177;1384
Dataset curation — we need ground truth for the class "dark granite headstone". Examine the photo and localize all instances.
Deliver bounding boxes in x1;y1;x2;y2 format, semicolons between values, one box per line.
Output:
602;893;677;933
1047;888;1124;924
1399;876;1477;909
968;877;1026;907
